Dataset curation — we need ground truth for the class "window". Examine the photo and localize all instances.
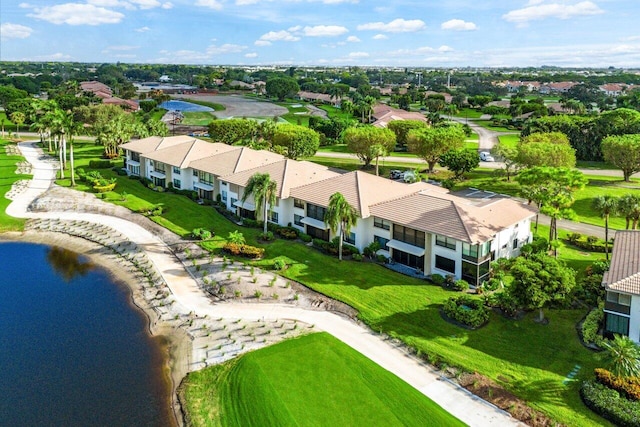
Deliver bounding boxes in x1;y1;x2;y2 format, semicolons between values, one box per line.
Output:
344;232;356;245
374;235;389;251
607;292;631;306
198;171;214;185
435;255;455;274
172;166;181;175
154;162;166;172
392;250;424;269
294;214;303;226
230;198;237;208
462;241;491;261
221;190;228;202
193;170;198;177
128;164;140;176
268;211;279;224
306;204;326;221
374;217;391;230
606;313;630;336
436;235;456;250
393;225;425;247
173;179;181;189
130;152;140;162
513;239;519;249
294;198;304;209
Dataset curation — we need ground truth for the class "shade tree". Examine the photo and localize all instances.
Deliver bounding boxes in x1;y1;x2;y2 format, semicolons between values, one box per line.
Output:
343;126;396;170
407;124;466;173
601;134;640;182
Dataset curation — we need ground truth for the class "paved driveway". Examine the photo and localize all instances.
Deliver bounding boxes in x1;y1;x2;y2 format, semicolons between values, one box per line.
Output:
174;94;288;118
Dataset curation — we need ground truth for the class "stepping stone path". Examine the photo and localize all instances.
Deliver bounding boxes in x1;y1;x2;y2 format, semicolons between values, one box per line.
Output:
5;180;30;200
562;364;581;385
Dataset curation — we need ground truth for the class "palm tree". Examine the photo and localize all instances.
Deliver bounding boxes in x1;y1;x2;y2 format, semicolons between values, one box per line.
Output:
9;111;25;137
241;172;278;235
592;195;618;260
363;95;376;123
601;335;640;378
324;192;358;261
619;194;640;230
341;99;354;117
371;144;387;177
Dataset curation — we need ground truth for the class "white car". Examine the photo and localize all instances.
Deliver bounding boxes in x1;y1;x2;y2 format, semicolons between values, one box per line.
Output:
479;151;495;162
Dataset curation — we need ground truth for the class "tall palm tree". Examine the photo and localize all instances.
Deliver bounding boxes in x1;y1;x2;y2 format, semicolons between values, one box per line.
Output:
241;172;278;235
601;335;640;378
592;195;618;260
9;111;25;137
324;192;358;261
371;144;387;177
62;111;83;187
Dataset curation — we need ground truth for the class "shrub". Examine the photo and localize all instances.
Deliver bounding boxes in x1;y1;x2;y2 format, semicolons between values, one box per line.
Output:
192;228;213;240
228;230;246;245
261;231;275;241
75;168;86;181
581;380;640;427
363;241;381;258
352;253;363;262
577;273;605;306
440;179;455;190
241;218;260;228
482;277;501;292
222;243;264;259
430;274;445;286
299;232;312;243
452;279;469;292
595;368;640;401
376;254;388;263
89;159;112;169
582;304;604;345
273;258;287;270
567;232;582;243
276;226;298;240
485;290;519;318
443;295;490;328
587;235;599;244
587;260;611;276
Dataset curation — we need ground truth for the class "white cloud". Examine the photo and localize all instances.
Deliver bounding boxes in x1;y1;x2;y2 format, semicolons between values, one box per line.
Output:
346;36;360;42
254;40;271;46
135;26;151;32
303;25;348;37
195;0;223;10
206;43;246;54
348;51;369;58
27;4;124;25
236;0;259;4
161;2;173;9
441;19;477;31
372;34;388;40
357;18;426;33
259;30;300;42
0;23;33;40
87;0;134;9
129;0;161;9
245;52;258;58
503;1;603;25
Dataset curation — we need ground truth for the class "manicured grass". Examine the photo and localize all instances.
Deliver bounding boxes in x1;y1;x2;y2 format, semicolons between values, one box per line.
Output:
572;176;640;231
0;138;29;231
181;333;465;427
182;111;216;126
453;108;484;119
469;119;516;132
498;134;520;148
180;98;226;111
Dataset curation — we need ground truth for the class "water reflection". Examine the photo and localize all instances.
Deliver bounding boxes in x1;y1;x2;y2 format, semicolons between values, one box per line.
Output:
46;246;94;282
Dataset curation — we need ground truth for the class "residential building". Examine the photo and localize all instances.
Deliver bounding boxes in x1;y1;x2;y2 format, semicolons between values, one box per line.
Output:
370;104;429;128
602;231;640;342
120;136;536;286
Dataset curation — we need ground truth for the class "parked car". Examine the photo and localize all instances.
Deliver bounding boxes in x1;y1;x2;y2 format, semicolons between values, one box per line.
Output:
389;170;403;180
479;151;495;162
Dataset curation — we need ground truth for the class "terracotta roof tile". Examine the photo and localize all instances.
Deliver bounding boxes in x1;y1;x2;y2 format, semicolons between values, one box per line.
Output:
604;231;640;295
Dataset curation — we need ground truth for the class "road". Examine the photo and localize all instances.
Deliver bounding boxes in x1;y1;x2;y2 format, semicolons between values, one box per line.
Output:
449;115;518;151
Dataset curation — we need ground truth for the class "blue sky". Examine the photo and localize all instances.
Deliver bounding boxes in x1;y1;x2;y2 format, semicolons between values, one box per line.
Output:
1;0;639;67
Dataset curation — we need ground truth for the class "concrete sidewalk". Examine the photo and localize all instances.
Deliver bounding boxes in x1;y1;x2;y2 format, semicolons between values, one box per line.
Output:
7;141;523;427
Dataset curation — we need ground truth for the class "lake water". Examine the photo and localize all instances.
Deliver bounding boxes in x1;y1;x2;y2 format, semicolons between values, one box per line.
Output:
0;242;173;426
159;100;213;112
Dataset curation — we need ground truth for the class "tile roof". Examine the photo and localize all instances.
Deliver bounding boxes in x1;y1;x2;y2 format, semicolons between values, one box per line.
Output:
189;146;284;176
120;135;199;154
143;140;237;168
369;190;536;244
288;170;431;217
221;159;340;199
604;231;640;295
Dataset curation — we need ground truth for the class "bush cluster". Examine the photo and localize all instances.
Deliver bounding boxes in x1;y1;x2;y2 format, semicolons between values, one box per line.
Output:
84;170;117;193
88;159;113;169
581;304;604;346
299;233;312;243
260;231;275;241
222;243;264;259
275;226;298;240
485;291;520;318
273;259;287;270
191;228;213;240
241;218;260;228
443;295;490;328
566;233;609;253
581;380;640;427
312;238;359;257
595;368;640;401
429;273;445;286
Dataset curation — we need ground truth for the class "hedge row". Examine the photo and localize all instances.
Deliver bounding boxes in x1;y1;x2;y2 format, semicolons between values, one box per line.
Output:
595;368;640;401
581;380;640;427
222;243;264;259
443;295;490;328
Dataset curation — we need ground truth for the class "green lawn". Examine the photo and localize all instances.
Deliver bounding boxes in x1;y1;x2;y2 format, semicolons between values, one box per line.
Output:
179;98;226;111
51;143;613;425
498;134;520;148
453;108;484;119
470;119;517;132
181;333;464;427
0;138;29;231
182;111;216;126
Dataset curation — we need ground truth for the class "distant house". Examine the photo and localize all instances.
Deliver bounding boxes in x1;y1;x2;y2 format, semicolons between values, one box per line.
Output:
120;136;535;286
371;104;428;128
297;91;338;105
599;83;628;97
80;80;139;111
603;231;640;342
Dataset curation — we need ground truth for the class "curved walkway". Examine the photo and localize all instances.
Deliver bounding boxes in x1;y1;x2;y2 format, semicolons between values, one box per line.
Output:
7;141;523;427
